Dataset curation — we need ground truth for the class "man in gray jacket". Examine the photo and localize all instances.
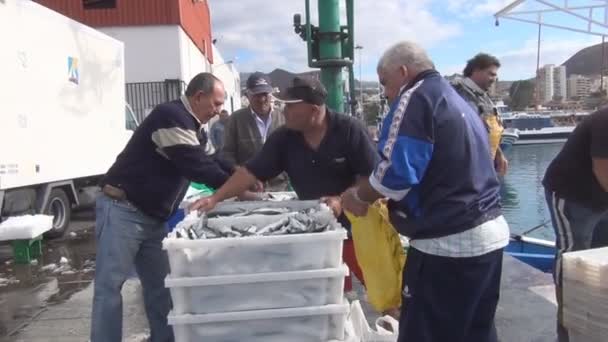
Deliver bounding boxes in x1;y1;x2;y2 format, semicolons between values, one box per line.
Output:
223;72;288;190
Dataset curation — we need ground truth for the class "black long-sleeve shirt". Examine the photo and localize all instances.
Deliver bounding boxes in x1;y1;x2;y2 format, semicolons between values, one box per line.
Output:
102;98;234;220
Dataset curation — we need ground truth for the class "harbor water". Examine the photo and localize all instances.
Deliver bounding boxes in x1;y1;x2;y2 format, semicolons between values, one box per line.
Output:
501;143;564;240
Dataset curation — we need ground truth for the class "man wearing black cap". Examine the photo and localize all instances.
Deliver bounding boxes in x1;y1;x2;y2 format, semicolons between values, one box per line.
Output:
191;76;379;292
223;72;287;190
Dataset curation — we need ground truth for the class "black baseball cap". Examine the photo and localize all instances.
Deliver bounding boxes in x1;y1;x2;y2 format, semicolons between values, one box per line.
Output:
246;72;274;95
276;77;327;105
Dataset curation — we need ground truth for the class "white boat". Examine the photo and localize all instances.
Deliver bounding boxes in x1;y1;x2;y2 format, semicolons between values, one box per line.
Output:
500;128;519;151
513;126;575;145
502;112;577;145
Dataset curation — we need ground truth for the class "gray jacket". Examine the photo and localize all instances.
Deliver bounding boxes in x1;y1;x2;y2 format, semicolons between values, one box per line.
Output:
223;106;284;165
450;77;495;117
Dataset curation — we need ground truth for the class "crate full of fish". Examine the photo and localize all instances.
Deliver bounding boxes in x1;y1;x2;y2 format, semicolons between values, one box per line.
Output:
163;201;347;277
168;303;350;342
166;264;348;315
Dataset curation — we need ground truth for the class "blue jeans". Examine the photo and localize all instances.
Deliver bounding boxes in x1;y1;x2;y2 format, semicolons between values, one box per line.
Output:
545;190;608;342
91;195;174;342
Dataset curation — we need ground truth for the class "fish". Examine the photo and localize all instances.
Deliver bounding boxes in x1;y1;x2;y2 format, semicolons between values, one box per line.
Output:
187;228;199;239
257;217;290;236
170;205;334;240
224;207;292;217
231;226;255;237
288;216;308;233
270;225;292;235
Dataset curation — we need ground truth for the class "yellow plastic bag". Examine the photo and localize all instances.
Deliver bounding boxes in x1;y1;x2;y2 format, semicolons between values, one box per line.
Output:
346;201;406;313
483;114;504;160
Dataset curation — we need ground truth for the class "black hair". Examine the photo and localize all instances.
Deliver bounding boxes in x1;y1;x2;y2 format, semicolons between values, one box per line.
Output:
463;53;501;77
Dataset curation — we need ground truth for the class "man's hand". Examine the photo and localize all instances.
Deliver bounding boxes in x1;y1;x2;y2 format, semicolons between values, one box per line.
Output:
321;196;343;218
238;190;264;201
189;194;219;213
341;187;369;217
251;180;265;193
495;150;508;177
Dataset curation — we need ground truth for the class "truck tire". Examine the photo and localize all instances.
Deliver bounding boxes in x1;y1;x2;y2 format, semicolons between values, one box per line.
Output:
44;188;71;238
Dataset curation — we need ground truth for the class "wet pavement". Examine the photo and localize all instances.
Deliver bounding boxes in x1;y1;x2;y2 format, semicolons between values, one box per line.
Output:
0;208;98;340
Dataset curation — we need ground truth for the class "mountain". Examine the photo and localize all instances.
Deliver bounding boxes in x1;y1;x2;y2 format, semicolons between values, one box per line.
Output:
562;42;608;77
240;68;377;93
240;69;320;94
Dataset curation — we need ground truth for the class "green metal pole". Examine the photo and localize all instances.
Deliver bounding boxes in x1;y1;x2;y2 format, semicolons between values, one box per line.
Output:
318;0;344;112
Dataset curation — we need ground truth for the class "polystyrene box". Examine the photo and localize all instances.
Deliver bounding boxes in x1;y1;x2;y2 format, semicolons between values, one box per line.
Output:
0;215;53;241
166;265;348;315
168;303;349;342
563;247;608;341
563;247;608;287
163;212;347;277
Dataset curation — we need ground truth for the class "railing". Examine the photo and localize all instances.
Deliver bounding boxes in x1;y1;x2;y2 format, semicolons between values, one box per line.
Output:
126;79;186;123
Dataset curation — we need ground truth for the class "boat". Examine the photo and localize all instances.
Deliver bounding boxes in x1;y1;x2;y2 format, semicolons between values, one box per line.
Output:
495;102;520;151
501;113;576;145
506;234;555;273
499;128;519;152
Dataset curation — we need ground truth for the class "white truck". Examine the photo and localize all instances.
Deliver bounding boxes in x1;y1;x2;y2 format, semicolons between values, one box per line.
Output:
0;0;137;237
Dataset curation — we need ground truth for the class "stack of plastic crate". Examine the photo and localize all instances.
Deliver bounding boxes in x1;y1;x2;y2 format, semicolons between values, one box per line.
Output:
562;247;608;342
163;201;351;341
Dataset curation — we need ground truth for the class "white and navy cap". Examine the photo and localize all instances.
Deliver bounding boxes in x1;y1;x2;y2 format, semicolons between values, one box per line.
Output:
246;72;274;95
276;77;327;105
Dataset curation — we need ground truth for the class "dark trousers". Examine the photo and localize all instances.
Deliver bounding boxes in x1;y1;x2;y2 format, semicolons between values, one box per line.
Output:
398;247;503;342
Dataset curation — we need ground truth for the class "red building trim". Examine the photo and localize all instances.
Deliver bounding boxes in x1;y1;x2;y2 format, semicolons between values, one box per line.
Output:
35;0;213;63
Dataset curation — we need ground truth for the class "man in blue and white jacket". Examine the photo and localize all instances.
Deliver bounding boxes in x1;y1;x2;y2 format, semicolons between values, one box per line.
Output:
342;41;510;342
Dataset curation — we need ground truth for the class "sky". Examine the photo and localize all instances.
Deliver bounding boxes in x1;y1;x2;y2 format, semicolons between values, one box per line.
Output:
208;0;607;82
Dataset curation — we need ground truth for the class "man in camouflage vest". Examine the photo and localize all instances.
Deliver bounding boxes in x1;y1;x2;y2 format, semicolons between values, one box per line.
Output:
452;53;508;176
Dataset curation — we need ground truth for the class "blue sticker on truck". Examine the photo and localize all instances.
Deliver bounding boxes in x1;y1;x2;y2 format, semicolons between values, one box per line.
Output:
68;56;79;84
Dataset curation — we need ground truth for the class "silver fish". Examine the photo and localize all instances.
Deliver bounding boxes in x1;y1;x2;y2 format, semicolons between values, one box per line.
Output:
270;225;292;235
288;216;308;232
257;217;290;235
187;228;199;240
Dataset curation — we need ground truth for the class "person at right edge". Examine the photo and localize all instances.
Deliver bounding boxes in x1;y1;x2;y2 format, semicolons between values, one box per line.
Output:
451;53;508;176
543;108;608;342
341;41;510;342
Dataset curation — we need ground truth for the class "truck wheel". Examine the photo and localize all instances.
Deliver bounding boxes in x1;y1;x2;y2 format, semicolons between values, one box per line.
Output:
44;189;71;238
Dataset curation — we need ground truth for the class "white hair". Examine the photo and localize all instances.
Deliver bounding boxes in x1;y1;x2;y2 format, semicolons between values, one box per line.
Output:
377;41;434;73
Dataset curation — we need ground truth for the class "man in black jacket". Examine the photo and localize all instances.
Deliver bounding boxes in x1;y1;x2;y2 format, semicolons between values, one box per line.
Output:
543;109;608;341
91;73;234;342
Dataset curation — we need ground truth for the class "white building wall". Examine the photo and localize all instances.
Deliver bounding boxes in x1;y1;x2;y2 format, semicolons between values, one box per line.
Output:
98;25;184;83
538;64;554;104
178;28;211;84
553;66;567;100
211;44;241;114
99;25;213;84
568;75;592;98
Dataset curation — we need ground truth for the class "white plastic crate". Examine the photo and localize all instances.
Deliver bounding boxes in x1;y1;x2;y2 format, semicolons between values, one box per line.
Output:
168;303;350;342
163;213;347;277
563;247;608;286
562;247;608;341
166;264;348;315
